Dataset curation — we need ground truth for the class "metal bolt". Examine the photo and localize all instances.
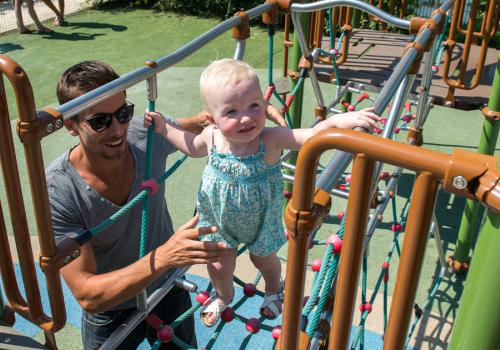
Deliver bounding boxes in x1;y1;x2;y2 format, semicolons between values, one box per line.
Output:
46;123;54;133
452;176;467;190
55;119;63;128
64;256;72;264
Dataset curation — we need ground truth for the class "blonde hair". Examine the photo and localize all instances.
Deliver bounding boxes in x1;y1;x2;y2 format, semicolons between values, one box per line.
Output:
200;58;260;112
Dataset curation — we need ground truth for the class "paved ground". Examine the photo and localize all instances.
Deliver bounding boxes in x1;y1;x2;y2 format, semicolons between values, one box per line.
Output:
0;0;88;34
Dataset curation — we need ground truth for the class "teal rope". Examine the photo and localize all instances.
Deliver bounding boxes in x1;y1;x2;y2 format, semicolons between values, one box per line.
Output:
140;99;156;258
433;16;450;61
383;267;388;334
88;156;188;237
170;302;201;329
336;30;346;51
268;25;274;85
302;243;334;316
360;255;368;349
306;218;347;336
171;334;197;349
90;191;148;235
306;251;340;337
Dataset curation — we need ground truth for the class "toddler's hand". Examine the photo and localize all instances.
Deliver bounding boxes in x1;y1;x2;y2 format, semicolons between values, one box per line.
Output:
144;110;167;135
333;107;381;132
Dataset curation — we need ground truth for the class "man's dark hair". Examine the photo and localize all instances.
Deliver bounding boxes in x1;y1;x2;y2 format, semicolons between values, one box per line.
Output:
56;61;120;104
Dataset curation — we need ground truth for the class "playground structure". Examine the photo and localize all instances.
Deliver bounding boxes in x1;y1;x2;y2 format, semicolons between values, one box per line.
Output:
0;0;499;349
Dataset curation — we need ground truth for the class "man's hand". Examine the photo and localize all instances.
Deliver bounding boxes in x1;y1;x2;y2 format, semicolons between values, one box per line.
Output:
265;104;287;127
157;215;227;268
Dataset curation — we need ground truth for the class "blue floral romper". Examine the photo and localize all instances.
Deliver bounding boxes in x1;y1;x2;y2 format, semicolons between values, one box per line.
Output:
197;135;287;257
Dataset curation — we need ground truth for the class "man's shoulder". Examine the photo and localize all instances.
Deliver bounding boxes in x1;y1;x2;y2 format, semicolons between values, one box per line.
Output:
45;151;70;181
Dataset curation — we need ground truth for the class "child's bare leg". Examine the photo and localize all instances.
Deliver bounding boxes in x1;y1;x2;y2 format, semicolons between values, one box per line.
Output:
15;0;30;33
26;0;52;32
203;248;237;324
250;252;282;318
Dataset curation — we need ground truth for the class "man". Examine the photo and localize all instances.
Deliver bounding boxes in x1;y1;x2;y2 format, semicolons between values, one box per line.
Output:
46;60;228;349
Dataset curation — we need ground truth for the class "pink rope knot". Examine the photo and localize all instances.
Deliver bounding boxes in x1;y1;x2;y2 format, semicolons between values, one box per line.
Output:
140;178;158;195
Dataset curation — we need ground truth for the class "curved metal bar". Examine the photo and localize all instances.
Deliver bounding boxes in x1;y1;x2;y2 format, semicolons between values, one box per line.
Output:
56;2;274;120
282;128;499;349
233;40;246;60
0;55;65;333
290;0;410;29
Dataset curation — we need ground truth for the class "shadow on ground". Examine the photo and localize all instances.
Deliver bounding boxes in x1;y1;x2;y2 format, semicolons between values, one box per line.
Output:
0;43;23;54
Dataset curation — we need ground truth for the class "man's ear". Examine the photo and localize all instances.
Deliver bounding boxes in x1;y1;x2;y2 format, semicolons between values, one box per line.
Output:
64;118;79;136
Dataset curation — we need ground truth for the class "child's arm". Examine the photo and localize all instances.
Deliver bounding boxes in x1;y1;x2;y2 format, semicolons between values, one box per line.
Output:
266;107;381;151
144;111;208;158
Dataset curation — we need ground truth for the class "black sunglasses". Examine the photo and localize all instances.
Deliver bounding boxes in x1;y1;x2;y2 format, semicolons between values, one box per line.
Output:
85;102;135;132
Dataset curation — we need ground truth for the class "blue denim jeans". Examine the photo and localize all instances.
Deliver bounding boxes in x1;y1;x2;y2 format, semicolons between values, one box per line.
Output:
82;286;196;350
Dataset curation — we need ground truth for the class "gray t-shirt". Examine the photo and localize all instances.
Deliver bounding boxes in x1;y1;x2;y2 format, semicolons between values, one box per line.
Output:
46;118;177;310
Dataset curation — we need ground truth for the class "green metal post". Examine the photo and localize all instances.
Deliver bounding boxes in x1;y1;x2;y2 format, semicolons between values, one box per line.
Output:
453;53;500;269
448;210;500;349
285;10;310;196
351;9;361;28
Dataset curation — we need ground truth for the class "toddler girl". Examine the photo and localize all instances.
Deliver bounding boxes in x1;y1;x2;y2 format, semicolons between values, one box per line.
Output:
144;58;380;326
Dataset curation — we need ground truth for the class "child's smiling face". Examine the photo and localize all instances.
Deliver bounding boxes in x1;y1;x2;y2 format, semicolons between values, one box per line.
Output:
206;78;266;145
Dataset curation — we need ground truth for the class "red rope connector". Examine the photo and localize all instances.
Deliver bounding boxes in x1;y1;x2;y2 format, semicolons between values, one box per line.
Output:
381;261;390;282
341;100;354;111
359;303;372;314
405;102;412;112
264;84;275;102
147;313;164;330
401;115;412;123
281;95;295;113
392;223;402;232
140;178;158;195
356;92;370;103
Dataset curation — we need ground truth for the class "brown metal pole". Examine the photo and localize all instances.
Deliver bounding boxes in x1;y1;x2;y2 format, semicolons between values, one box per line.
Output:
281;136;332;350
278;129;498;347
328;153;375;350
0;66;44;322
0;55;66;335
383;172;439;349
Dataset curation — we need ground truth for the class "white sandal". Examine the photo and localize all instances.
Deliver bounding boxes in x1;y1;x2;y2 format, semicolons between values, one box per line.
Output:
200;292;228;327
260;282;284;320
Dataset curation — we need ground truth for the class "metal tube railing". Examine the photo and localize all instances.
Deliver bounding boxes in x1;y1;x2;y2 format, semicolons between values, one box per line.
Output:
0;55;65;338
281;128;499;349
290;0;411;29
55;2;274;121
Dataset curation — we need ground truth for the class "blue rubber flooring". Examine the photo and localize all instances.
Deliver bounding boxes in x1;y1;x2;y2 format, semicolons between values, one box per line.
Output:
3;264;407;349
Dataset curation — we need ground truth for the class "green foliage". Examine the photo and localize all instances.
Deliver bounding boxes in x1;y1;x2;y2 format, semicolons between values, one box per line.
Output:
152;0;265;19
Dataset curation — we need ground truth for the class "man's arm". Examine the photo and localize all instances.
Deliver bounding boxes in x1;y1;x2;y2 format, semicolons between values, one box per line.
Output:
176;111;211;135
61;216;226;313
